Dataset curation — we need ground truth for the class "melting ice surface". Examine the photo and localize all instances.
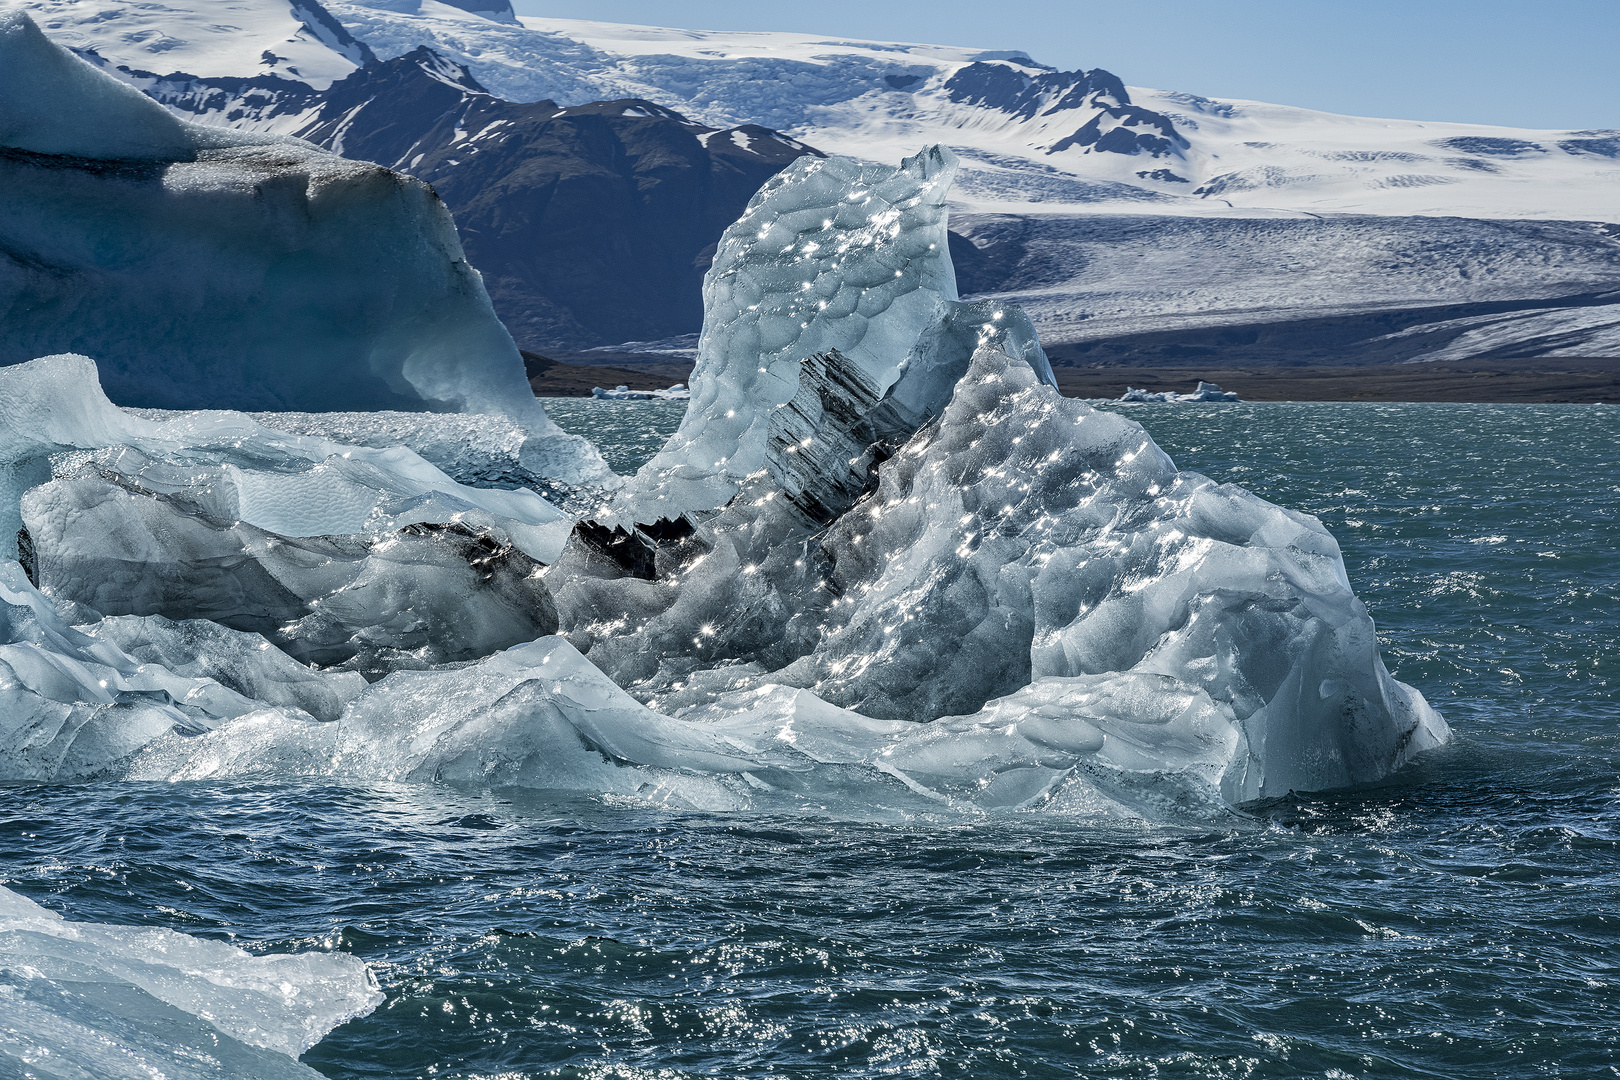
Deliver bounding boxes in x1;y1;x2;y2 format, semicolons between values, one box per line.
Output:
0;146;1446;815
0;883;381;1078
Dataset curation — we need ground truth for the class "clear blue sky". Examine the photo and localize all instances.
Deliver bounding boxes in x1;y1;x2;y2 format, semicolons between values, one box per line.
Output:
510;0;1619;130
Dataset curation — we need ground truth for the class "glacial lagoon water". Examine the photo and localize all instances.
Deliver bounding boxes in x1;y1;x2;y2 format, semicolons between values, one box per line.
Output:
2;400;1616;1078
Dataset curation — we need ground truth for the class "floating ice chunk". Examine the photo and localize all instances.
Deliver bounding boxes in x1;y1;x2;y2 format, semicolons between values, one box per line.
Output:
0;562;293;781
685;675;1239;815
550;344;1446;802
0;884;380;1076
84;615;366;722
622;145;1054;518
1117;381;1241;403
0;11;611;486
592;384;692;400
0;355;574;564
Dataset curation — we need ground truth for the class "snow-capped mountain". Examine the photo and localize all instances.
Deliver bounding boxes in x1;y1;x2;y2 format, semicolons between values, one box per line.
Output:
18;0;1620;362
307;3;1620;224
289;2;1620;361
286;48;822;347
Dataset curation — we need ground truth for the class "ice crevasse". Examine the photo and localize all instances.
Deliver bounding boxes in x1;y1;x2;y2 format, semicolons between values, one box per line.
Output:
0;142;1448;814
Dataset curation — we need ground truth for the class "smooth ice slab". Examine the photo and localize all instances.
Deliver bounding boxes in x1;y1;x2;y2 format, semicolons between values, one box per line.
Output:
0;885;380;1078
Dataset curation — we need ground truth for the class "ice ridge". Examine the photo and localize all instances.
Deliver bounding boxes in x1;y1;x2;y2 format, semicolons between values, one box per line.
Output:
623;144;1055;519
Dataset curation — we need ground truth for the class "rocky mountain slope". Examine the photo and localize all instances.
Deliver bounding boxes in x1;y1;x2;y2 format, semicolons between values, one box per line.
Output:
289;49;821;347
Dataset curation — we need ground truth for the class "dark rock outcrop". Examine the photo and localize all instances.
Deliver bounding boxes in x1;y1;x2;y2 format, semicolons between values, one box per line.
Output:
943;61;1187;159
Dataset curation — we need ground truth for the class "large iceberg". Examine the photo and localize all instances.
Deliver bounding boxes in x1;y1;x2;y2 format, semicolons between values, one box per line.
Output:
0;884;380;1078
0;10;605;485
0;139;1447;814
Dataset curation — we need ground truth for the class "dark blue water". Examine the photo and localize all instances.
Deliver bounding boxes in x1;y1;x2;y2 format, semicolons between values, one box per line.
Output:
3;401;1616;1078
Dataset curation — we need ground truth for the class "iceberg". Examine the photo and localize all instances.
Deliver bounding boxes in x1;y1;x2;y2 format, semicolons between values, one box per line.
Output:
541;145;1447;804
1117;381;1242;403
0;10;607;485
0;138;1446;814
545;343;1445;803
592;384;693;401
0;884;380;1079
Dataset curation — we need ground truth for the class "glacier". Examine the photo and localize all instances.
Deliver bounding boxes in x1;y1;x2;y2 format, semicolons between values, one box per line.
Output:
0;9;607;485
0;884;380;1079
0;142;1446;814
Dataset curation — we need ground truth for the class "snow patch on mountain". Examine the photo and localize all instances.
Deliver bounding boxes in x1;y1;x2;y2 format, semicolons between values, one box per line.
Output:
17;0;371;88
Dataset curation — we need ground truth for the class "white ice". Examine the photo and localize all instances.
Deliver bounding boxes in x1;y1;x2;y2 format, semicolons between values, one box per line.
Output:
0;884;380;1078
1117;381;1241;403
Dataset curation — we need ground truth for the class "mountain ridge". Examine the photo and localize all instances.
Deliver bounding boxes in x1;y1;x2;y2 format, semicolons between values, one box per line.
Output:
15;0;1620;362
286;46;823;347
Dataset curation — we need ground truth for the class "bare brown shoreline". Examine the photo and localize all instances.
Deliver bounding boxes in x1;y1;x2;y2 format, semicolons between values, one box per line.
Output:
525;351;1620;404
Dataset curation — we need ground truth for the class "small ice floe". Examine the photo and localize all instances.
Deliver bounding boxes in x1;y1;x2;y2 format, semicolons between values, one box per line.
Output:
592;383;692;400
1117;381;1241;403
